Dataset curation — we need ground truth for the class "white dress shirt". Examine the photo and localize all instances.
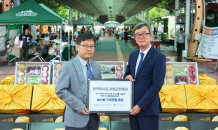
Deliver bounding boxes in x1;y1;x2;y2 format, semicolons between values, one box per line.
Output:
135;45;152;76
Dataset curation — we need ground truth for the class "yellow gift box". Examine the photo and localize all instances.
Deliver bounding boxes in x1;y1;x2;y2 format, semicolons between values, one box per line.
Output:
185;85;218;112
1;75;15;85
159;85;187;113
31;85;65;114
199;74;216;85
0;85;33;113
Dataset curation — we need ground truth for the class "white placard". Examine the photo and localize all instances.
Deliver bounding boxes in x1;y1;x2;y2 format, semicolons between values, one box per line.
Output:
19;41;23;48
88;80;133;113
197;26;218;59
14;36;20;45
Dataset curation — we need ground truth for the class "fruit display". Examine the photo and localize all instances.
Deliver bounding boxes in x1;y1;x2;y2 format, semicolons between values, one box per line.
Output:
53;62;65;84
97;61;125;79
27;67;41;75
188;65;197;85
15;62;51;85
174;76;188;84
102;66;115;74
165;62;199;85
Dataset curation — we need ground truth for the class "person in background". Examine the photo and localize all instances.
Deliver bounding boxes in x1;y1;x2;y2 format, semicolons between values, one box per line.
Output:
124;29;129;44
62;32;67;41
76;31;80;38
56;33;104;130
124;22;166;130
176;28;185;56
103;28;105;36
18;28;35;61
154;27;157;36
120;29;124;41
87;28;91;33
109;28;112;37
41;34;46;38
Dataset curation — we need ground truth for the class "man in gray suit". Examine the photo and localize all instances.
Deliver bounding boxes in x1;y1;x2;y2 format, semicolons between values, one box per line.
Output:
55;33;102;130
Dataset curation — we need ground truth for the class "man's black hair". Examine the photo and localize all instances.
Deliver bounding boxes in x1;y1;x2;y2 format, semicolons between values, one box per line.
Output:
76;33;96;45
25;27;30;30
180;28;183;31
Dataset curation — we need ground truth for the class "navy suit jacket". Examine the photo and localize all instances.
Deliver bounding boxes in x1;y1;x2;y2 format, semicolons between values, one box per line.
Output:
124;46;166;116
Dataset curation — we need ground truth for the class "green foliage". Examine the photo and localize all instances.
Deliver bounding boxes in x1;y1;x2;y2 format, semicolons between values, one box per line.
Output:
144;7;169;26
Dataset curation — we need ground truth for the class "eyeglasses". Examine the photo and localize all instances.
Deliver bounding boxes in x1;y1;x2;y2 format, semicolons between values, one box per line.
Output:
80;45;96;50
134;32;150;38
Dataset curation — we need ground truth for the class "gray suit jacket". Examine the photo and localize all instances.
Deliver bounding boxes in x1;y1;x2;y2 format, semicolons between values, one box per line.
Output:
55;56;102;128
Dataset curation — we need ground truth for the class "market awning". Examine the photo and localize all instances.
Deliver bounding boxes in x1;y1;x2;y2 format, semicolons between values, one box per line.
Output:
0;0;62;25
121;17;143;26
39;3;71;26
103;23;119;28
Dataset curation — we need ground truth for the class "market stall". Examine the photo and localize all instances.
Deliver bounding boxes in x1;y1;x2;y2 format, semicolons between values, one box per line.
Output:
0;0;65;62
120;17;143;26
39;3;74;61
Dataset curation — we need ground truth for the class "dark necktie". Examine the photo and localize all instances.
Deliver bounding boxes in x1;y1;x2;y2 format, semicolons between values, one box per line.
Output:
86;62;94;79
136;52;144;76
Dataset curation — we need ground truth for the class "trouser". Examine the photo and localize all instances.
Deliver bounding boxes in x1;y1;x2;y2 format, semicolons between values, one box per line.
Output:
130;115;159;130
18;48;29;61
177;42;185;55
65;114;99;130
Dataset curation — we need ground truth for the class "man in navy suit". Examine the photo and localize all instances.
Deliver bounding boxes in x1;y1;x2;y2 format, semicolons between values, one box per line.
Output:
124;22;166;130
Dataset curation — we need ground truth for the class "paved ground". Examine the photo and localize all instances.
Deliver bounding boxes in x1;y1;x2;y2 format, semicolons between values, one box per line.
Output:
0;33;217;84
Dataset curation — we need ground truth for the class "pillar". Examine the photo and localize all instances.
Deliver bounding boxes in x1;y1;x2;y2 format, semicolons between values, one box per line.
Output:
75;10;78;20
185;0;190;51
174;0;179;51
141;11;144;21
146;8;149;23
69;8;72;21
80;12;82;18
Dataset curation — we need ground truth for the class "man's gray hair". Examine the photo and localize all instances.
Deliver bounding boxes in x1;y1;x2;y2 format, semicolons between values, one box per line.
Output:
133;22;153;36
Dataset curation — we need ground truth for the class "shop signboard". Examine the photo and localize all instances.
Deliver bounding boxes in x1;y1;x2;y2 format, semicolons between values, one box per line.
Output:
197;26;218;59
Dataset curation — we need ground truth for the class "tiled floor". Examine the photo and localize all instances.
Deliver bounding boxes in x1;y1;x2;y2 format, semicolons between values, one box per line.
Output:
0;34;217;84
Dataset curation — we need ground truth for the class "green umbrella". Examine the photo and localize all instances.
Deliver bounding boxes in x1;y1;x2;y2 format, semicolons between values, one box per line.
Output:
72;17;94;25
121;17;143;26
0;0;62;25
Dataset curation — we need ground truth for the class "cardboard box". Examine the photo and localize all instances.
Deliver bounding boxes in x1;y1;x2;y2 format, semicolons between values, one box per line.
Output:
30;123;65;130
159;121;190;130
0;123;28;130
190;121;218;130
99;122;110;130
0;114;30;123
111;121;130;130
109;114;129;121
159;113;188;121
38;40;50;45
188;113;218;121
30;114;63;123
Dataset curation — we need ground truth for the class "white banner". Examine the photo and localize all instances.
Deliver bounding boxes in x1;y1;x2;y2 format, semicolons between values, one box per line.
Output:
88;79;133;113
197;26;218;59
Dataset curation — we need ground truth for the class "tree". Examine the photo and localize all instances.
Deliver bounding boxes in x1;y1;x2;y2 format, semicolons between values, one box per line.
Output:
144;7;169;27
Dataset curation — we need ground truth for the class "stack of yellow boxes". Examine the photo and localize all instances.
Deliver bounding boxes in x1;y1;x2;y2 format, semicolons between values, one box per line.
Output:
31;85;66;114
198;74;216;85
0;85;33;114
1;75;15;85
159;85;187;113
